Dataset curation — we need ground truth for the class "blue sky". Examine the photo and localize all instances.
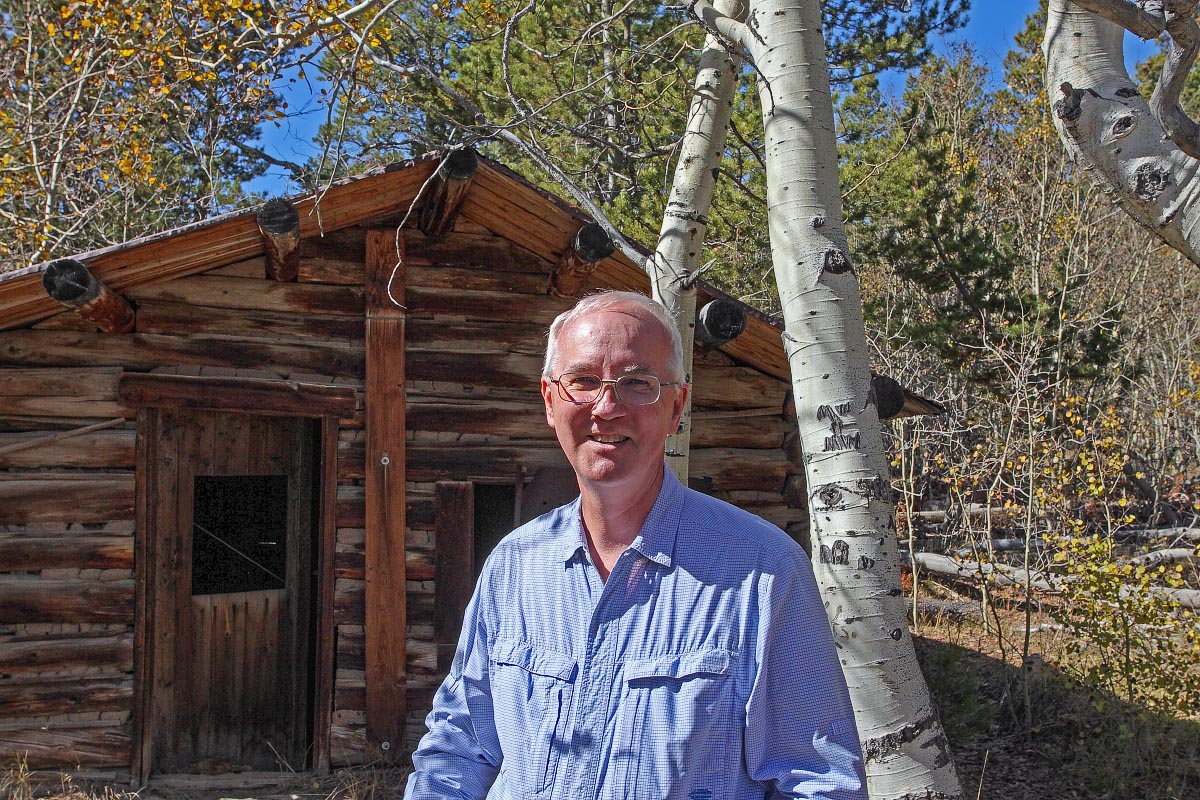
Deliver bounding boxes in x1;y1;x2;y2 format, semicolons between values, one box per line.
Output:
945;0;1157;75
245;2;1161;196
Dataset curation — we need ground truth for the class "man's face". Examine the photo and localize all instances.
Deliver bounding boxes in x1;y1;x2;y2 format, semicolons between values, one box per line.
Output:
541;305;688;495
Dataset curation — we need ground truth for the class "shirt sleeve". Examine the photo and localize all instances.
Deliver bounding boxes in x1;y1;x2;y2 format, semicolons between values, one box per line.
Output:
404;571;503;800
744;546;868;800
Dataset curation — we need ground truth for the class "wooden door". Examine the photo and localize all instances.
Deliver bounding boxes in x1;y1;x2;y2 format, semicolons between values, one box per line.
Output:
149;410;314;773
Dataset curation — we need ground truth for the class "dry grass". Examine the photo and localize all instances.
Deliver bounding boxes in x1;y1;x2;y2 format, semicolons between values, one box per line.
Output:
915;592;1200;800
0;762;411;800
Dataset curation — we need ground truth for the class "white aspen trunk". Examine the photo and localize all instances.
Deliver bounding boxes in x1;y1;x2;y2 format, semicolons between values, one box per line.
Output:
1044;0;1200;265
696;0;964;795
651;0;744;483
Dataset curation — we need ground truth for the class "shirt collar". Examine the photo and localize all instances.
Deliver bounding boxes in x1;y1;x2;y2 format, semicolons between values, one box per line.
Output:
552;495;588;564
629;465;683;569
552;465;684;568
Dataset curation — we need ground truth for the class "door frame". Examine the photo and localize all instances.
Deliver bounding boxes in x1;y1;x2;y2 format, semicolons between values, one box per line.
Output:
119;373;356;783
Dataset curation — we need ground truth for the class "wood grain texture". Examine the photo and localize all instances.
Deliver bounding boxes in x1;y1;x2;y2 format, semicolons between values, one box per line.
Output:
363;229;407;760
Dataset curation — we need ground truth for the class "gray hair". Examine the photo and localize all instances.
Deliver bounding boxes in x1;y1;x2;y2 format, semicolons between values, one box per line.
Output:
543;291;685;382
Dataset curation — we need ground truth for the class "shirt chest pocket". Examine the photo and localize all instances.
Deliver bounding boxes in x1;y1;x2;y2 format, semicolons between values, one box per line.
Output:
490;640;577;798
616;649;738;798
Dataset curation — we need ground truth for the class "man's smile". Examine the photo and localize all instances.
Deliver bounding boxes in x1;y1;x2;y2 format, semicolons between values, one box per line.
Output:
589;434;629;444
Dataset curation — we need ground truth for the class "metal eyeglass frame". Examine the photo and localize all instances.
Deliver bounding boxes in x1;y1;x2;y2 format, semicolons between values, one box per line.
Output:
550;373;681;406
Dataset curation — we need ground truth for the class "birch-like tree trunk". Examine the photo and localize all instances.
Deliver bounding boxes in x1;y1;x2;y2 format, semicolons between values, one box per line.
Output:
695;0;964;796
651;0;744;483
1044;0;1200;266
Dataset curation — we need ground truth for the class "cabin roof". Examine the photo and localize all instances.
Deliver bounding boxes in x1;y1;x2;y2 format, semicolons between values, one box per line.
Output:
0;152;791;380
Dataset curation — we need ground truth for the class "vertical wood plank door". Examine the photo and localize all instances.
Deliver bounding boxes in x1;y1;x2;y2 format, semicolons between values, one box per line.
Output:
151;410;315;774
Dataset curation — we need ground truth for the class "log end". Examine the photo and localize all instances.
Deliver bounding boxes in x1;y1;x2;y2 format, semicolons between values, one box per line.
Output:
695;298;746;347
42;259;98;306
257;197;301;235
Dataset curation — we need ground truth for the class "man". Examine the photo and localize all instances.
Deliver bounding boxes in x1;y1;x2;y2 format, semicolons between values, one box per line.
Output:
405;291;866;799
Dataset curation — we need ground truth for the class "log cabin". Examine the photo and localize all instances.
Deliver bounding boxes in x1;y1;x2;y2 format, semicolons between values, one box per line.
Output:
0;150;937;785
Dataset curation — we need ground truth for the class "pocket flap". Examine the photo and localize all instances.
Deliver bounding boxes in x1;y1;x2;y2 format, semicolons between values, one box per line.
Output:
625;648;734;682
491;639;577;681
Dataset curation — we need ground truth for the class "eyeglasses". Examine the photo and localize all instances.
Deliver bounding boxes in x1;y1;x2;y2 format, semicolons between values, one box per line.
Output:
550;372;680;406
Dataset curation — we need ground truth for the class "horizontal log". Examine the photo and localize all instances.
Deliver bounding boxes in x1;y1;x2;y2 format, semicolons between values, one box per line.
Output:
405;319;548;356
0;722;130;769
0;429;134;469
335;548;434;581
0;676;131;718
136;300;364;343
298;257;366;285
406;350;542;391
0;330;365;378
300;229;366;264
337;438;782;492
406;287;570;325
690;448;787;492
0;634;133;676
400;231;543;272
0;367;122;397
908;552;1200;609
0;395;125;419
334;585;433;627
0;536;132;571
118;373;357;418
691;413;787;449
406;265;548;295
338;440;570;482
336;629;453;675
691;364;788;412
404;400;787;449
1128;548;1200;568
126;275;364;317
908;552;1061;592
405;401;555;441
335;487;436;530
204;256;268;279
1114;527;1200;543
0;476;135;524
0;578;134;624
330;725;368;766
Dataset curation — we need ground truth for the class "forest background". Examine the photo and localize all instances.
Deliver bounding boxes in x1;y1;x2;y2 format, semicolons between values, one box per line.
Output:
3;0;1200;797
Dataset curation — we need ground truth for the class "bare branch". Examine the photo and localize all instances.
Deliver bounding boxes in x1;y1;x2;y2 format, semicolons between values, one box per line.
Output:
1071;0;1165;39
1150;0;1200;158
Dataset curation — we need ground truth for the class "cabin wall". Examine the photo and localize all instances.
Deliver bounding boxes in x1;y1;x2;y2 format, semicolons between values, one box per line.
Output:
0;222;805;774
0;245;364;773
320;225;806;758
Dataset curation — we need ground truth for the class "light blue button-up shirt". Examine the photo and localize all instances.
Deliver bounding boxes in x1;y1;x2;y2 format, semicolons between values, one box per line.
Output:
405;467;866;800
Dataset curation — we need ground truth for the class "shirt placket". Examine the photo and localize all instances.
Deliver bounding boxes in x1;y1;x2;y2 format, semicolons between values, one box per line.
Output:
558;548;638;800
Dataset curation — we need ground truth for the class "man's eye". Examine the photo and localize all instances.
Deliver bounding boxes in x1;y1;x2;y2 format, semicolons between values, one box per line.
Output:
622;377;654;392
567;375;601;390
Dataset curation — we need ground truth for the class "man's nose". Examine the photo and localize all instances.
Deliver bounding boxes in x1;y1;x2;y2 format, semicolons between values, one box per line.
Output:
590;382;625;416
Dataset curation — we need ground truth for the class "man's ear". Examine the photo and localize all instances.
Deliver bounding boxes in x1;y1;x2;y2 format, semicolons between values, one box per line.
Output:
541;377;557;428
670;382;689;431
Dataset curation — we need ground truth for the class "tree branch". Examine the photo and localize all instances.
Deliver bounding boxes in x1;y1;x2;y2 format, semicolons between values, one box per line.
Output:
1070;0;1165;39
